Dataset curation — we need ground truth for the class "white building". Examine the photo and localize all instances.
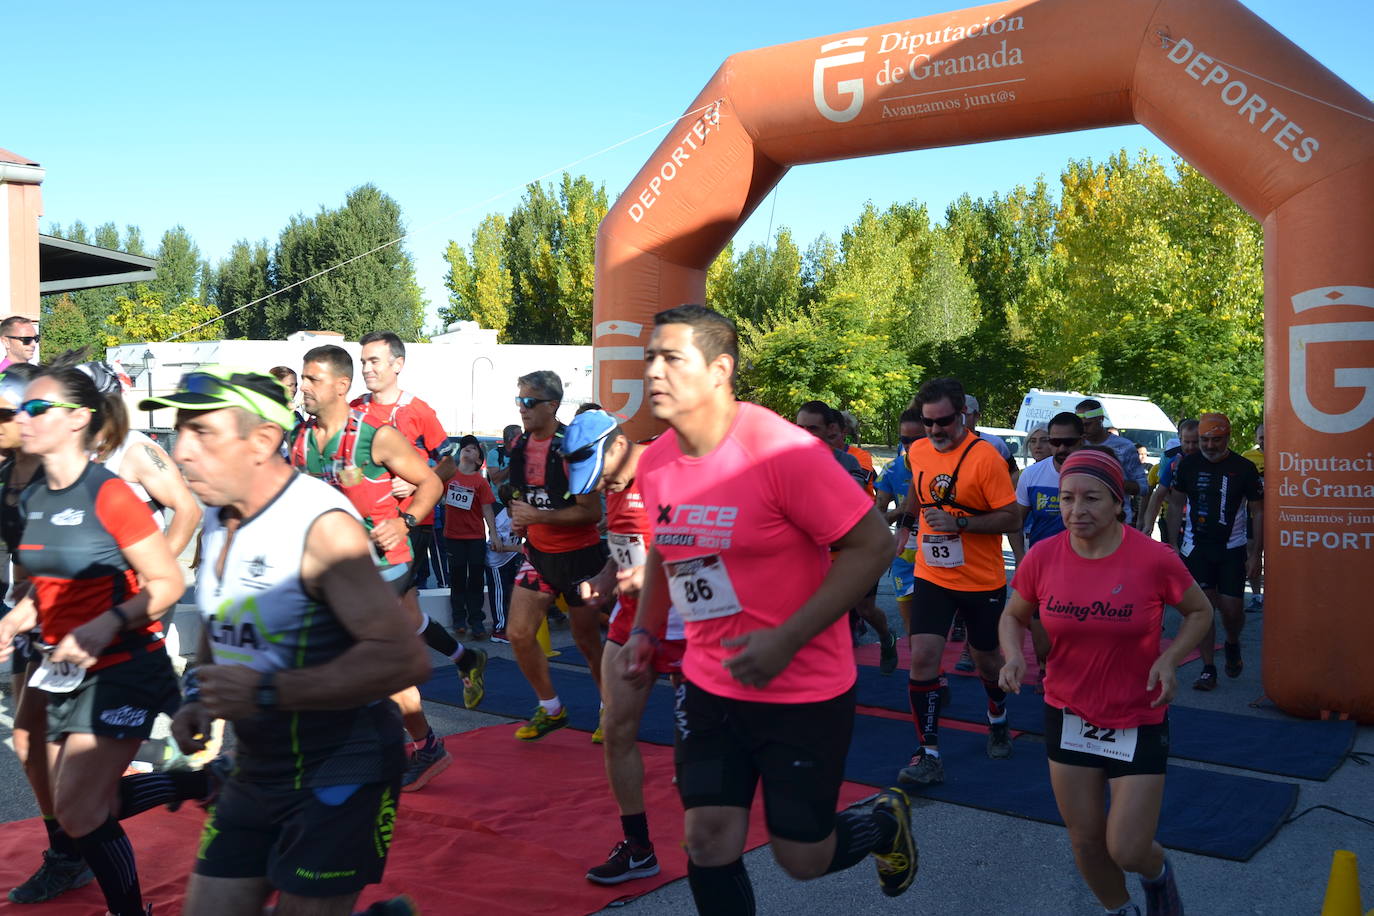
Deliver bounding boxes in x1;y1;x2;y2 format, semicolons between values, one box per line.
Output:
107;322;593;436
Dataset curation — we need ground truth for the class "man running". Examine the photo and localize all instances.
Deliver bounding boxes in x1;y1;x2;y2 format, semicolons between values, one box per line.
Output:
293;345;486;791
875;408;923;640
1141;419;1199;543
626;304;917;910
149;367;428;916
505;370;608;739
1076;398;1148;524
895;377;1021;785
556;409;686;885
1165;412;1263;690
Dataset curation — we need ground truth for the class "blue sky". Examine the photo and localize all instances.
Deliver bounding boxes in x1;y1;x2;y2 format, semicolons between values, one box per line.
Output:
7;0;1370;333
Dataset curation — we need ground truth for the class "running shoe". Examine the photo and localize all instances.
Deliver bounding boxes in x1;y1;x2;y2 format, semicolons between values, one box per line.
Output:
460;648;488;709
8;849;94;903
1140;856;1183;916
955;646;974;672
1192;667;1218;691
1223;642;1243;678
586;841;660;885
515;705;569;740
591;708;606;745
897;750;944;786
354;895;421;915
986;721;1012;759
469;627;488;641
950;619;967;643
1245;595;1264;613
490;629;509;644
871;787;918;897
879;631;899;676
401;740;453;792
1108;905;1142;916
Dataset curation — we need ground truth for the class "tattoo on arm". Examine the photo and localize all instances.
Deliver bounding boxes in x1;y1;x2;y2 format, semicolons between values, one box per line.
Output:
144;445;169;472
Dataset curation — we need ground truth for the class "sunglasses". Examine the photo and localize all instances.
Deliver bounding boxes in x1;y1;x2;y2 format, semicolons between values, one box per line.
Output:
0;408;15;423
5;335;39;345
20;399;82;417
515;396;555;409
1048;437;1080;447
181;371;290;407
920;412;961;427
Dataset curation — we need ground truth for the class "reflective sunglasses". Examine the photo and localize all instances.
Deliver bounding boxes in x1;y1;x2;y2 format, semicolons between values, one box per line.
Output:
20;399;82;417
1048;437;1080;447
920;412;961;427
5;335;39;345
515;396;555;409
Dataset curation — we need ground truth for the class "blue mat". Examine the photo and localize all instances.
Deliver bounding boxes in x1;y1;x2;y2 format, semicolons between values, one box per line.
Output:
850;665;1356;781
422;658;1297;861
548;643;1355;780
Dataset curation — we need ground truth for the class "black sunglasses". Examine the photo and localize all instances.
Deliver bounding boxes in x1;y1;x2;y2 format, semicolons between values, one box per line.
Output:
1048;437;1080;447
0;408;15;423
515;396;555;409
920;412;961;427
5;335;39;345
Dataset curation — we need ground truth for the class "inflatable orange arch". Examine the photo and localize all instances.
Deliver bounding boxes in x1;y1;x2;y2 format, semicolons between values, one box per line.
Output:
591;0;1374;722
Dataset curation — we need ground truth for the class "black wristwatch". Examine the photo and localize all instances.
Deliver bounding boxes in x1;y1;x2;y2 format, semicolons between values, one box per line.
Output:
956;515;969;530
400;512;418;529
255;671;278;712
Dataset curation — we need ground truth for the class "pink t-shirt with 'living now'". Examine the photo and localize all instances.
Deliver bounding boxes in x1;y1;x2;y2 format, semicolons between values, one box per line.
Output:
636;402;873;704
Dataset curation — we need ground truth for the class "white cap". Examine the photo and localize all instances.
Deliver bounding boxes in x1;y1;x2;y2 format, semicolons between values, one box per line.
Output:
964;394;980;413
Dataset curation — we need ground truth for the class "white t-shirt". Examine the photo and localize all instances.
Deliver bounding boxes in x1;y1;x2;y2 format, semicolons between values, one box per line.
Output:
485;508;520;568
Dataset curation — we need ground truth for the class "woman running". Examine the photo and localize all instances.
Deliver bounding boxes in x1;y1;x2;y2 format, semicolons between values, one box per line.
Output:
999;447;1211;916
0;363;184;916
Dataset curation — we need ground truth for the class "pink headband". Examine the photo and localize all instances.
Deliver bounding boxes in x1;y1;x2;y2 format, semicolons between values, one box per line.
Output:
1059;449;1125;503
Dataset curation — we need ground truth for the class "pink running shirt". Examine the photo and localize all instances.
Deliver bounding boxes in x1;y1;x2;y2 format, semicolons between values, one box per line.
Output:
1012;525;1196;728
636;402;873;704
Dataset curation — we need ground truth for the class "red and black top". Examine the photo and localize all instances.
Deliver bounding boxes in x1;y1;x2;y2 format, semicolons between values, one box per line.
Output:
18;462;162;670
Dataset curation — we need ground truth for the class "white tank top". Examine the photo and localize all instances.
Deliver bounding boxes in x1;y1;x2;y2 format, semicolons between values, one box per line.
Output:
101;429;156;505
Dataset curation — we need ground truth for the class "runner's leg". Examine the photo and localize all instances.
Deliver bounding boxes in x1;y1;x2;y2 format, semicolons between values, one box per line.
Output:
570;602;606;696
1048;760;1130;910
1104;774;1167;880
51;733;146;916
182;875;273;916
508;585;557;700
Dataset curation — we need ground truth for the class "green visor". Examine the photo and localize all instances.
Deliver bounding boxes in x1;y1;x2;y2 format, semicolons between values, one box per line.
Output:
138;367;295;431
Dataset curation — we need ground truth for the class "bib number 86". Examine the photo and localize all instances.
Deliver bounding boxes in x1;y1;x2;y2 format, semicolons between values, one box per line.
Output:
682;578;714;602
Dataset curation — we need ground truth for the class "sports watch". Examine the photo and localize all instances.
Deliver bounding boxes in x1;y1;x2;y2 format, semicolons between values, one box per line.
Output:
255;671;279;712
956;515;969;530
401;513;418;529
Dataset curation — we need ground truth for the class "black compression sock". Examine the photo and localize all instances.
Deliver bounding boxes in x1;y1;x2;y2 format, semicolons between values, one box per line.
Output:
687;859;755;916
421;617;460;657
825;806;899;874
116;769;210;819
42;815;80;858
909;677;942;748
71;816;143;916
982;677;1008;719
621;812;651;849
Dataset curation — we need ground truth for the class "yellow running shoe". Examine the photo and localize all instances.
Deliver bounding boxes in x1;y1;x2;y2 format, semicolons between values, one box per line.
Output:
591;708;605;744
872;787;918;897
515;704;569;740
460;648;488;710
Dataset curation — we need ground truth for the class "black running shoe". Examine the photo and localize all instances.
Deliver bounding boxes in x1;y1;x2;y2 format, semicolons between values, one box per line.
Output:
8;850;94;903
871;788;918;897
879;631;899;676
1223;642;1243;678
898;750;944;786
986;721;1012;759
586;841;660;885
1192;667;1218;691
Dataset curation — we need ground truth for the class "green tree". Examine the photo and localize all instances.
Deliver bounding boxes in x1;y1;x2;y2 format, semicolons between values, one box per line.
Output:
440;214;513;336
39;294;96;354
149;226;203;306
105;287;223;346
211;240;273;339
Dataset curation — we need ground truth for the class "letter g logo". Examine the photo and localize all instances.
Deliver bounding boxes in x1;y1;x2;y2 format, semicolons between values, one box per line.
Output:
1288;286;1374;434
813;37;868;123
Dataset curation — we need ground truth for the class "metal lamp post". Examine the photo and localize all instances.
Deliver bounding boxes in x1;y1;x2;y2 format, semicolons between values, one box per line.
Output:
143;349;155;430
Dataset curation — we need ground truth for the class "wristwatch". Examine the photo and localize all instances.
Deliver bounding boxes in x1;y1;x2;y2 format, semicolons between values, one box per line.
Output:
400;513;418;529
255;671;278;712
956;515;969;530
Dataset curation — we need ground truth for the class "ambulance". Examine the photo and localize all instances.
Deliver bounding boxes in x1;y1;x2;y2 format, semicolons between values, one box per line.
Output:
1014;389;1176;462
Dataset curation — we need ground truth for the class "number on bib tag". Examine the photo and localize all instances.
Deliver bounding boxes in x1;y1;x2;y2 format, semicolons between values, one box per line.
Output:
608;532;647;569
1059;711;1138;762
921;533;965;568
665;554;743;623
29;655;86;694
446;485;475;510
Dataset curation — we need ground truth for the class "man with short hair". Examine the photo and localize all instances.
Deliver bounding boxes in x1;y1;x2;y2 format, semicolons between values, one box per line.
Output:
1075;398;1148;523
506;369;609;739
840;410;877;497
292;345;486;791
1166;413;1263;690
146;367;429;916
487;424;522;489
626;304;917;910
0;316;38;370
1141;419;1200;543
895;377;1021;784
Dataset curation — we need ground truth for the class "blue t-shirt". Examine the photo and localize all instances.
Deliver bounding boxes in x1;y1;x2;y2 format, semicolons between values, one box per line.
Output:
876;447;913;504
1015;456;1065;546
1159;451;1183;488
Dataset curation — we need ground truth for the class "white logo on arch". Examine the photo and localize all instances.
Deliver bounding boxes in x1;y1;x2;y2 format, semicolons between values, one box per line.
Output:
1289;286;1374;434
813;37;868;123
594;319;645;421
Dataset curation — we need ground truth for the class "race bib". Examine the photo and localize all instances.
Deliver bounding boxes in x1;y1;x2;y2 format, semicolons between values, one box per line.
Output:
524;487;553;510
608;532;647;569
665;554;742;623
921;533;965;568
446;484;475;510
1059;711;1138;762
29;654;86;694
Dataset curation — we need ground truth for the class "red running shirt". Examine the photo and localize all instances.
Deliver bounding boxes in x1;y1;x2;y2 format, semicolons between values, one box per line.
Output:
351;392;448;525
520;432;600;554
1012;525;1195;728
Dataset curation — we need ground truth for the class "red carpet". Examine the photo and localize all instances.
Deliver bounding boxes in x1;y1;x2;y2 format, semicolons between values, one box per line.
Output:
0;726;874;914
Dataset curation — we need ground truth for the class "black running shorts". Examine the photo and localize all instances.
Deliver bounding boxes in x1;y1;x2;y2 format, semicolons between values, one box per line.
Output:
1043;705;1169;778
516;542;610;606
44;646;180;743
1182;545;1246;599
195;775;402;897
673;679;855;844
910;578;1007;652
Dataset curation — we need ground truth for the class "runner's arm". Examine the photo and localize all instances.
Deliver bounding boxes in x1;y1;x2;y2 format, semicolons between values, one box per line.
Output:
510;491;602;528
1247;498;1263;574
125;440;204;556
1147;582;1213;706
955;500;1020;534
997;587;1036;693
373;424;442;520
1165;489;1186;551
1141;484;1169;533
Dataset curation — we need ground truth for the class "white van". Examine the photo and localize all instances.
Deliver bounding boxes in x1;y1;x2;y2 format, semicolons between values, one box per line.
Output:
1014;389;1176;462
